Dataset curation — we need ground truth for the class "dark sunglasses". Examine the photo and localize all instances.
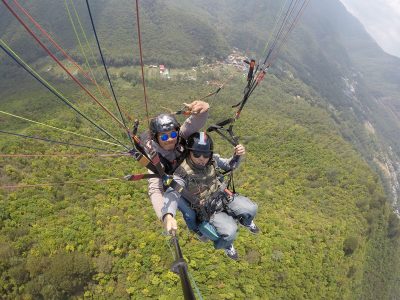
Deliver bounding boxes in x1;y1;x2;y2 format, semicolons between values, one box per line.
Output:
159;131;178;141
192;151;212;159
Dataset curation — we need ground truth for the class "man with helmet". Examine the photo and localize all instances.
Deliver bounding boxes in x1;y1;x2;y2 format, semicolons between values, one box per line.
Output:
161;132;259;260
146;100;209;231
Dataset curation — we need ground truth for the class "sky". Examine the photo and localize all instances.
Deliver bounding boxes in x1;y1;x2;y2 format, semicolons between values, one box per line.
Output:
339;0;400;57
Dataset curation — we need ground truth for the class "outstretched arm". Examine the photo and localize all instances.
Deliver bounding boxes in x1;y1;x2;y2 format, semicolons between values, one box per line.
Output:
161;175;186;233
180;100;209;139
147;175;165;220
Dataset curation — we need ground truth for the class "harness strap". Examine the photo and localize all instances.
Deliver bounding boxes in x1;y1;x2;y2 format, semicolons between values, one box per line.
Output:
207;118;238;147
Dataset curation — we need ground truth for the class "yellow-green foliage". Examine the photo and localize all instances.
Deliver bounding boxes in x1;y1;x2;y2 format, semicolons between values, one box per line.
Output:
0;68;399;299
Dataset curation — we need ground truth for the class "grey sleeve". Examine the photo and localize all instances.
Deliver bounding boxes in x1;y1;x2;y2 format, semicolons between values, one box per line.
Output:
147;173;164;220
214;153;242;171
180;110;208;139
161;175;187;219
161;188;180;218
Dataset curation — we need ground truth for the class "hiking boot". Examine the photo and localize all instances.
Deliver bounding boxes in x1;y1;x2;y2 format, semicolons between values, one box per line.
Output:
224;244;239;260
243;221;260;234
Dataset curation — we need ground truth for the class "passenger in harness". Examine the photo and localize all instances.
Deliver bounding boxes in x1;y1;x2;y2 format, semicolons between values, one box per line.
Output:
162;132;259;260
145;101;209;233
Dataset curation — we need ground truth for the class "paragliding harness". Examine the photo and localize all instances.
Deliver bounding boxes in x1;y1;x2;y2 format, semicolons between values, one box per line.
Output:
197;184;234;217
172;157;236;241
126;122;203;299
130;120;222;238
128;120;221;219
190;188;234;242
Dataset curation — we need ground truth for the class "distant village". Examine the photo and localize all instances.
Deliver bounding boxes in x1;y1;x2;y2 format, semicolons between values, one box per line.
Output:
150;48;249;82
49;49;250;82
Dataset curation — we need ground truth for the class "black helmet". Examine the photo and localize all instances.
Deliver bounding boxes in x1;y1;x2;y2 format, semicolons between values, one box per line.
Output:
149;114;180;139
186;132;213;153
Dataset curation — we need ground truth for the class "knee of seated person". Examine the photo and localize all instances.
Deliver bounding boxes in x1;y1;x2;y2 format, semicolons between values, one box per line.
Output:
224;225;238;242
250;201;258;215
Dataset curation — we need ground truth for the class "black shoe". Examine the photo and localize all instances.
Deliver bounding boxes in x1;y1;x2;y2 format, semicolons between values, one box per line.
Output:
224;244;239;260
243;221;260;234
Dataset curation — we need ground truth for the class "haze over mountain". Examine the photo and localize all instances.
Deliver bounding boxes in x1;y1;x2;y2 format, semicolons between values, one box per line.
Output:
339;0;400;58
1;0;400;299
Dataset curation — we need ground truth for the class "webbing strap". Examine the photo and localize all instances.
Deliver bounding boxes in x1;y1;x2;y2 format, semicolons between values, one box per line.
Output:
207;118;238;147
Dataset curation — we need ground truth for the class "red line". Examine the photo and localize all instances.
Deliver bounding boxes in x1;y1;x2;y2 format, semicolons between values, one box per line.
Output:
12;0;114;105
2;0;127;131
135;0;150;126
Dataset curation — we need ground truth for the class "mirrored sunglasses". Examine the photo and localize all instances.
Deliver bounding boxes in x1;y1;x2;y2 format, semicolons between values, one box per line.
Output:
159;131;178;141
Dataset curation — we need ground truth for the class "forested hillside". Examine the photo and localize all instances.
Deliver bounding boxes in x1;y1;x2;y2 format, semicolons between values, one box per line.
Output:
2;0;400;199
0;0;229;67
1;0;400;299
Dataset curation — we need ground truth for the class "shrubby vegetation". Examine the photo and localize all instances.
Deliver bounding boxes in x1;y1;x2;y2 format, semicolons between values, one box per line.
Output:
1;66;399;299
